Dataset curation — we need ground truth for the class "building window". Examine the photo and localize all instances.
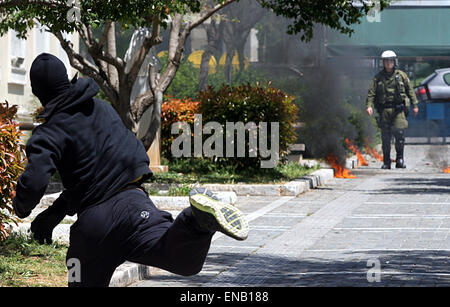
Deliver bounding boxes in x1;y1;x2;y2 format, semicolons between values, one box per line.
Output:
9;29;27;85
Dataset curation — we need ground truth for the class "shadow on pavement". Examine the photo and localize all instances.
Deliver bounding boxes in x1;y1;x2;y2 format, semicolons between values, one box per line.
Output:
142;250;450;286
366;177;450;195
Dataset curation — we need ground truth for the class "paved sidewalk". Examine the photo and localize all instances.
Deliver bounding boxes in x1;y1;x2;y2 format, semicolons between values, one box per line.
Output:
132;144;450;287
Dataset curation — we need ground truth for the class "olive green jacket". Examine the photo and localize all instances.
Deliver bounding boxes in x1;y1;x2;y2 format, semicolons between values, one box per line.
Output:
366;69;418;110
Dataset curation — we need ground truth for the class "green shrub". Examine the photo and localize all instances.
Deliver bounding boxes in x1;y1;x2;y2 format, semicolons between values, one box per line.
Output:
198;83;299;169
0;101;26;241
158;53;201;100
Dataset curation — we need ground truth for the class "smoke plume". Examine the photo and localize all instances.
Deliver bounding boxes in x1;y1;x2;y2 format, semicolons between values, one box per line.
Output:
299;63;375;166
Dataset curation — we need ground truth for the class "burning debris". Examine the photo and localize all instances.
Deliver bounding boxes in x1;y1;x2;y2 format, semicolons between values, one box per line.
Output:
365;144;383;162
326;154;356;179
345;138;368;166
365;137;383;162
425;145;449;173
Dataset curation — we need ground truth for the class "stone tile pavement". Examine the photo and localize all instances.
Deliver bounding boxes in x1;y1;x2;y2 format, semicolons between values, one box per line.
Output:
132;144;450;287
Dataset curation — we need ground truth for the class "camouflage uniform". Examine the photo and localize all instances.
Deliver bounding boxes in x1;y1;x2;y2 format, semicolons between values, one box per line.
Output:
366;68;418;168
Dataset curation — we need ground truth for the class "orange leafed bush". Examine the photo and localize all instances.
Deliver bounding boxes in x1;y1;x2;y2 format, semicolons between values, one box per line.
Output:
161;96;200;158
0;101;26;241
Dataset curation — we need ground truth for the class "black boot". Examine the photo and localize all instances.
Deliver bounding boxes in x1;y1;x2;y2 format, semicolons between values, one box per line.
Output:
396;159;406;168
394;129;406;169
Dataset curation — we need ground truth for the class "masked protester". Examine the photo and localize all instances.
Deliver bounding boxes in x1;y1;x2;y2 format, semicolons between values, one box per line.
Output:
366;50;419;169
13;53;249;287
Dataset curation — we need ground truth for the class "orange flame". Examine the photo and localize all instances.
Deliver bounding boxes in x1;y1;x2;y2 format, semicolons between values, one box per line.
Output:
345;139;368;166
365;145;383;162
444;167;450;174
365;137;390;162
326;154;356;178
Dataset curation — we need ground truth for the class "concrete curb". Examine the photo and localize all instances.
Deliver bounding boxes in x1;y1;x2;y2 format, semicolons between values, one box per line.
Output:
200;168;334;196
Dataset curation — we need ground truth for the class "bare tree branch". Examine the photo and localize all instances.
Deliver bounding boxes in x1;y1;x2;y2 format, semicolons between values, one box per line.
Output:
167;13;182;61
54;30;118;104
75;25;112;91
83;24;96;47
126;16;162;89
130;89;154;123
98;20;112;50
139;91;162;149
186;0;236;33
129;62;159;123
77;22;124;73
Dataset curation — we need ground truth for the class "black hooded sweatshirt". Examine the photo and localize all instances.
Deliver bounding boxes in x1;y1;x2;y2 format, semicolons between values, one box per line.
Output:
13;53;152;217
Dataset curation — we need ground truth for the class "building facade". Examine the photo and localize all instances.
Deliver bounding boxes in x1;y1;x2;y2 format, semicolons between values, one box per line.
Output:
0;25;79;122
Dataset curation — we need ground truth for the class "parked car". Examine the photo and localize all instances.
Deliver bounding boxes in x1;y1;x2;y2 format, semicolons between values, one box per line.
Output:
415;68;450;102
408;68;450;141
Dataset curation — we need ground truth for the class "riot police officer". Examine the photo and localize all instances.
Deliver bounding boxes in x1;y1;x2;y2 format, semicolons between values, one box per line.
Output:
366;50;419;169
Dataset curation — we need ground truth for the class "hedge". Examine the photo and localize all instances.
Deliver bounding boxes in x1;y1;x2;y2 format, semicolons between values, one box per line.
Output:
161;83;298;170
0;101;25;241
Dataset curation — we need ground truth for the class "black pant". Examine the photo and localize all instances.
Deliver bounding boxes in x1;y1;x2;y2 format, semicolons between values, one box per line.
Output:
381;126;405;164
66;189;214;287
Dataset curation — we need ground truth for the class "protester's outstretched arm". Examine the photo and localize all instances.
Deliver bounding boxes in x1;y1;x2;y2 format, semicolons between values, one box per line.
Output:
13;129;61;218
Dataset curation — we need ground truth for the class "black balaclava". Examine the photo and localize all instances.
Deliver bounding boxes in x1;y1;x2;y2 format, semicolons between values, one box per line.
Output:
30;53;71;106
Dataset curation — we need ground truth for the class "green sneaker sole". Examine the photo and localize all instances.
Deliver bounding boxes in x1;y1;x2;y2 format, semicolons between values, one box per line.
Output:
190;192;249;241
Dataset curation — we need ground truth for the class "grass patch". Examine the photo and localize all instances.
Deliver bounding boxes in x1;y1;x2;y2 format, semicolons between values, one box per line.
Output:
0;233;68;287
167;184;192;196
151;159;319;185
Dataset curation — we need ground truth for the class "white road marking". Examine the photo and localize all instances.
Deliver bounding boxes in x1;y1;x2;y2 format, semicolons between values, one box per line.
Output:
347;214;450;219
364;202;450;205
288;271;450;277
332;227;450;231
213;245;261;249
263;213;307;218
305;248;450;252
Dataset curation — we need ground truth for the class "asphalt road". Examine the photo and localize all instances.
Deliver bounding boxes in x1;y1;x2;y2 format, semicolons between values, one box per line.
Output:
132;143;450;287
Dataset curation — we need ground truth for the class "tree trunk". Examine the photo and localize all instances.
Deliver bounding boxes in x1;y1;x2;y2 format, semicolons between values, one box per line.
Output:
224;46;234;84
236;41;246;75
198;20;220;92
140;90;163;150
117;87;136;132
106;22;119;90
198;50;213;92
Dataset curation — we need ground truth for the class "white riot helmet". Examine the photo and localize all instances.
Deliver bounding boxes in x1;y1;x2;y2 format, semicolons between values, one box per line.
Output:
381;50;398;66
